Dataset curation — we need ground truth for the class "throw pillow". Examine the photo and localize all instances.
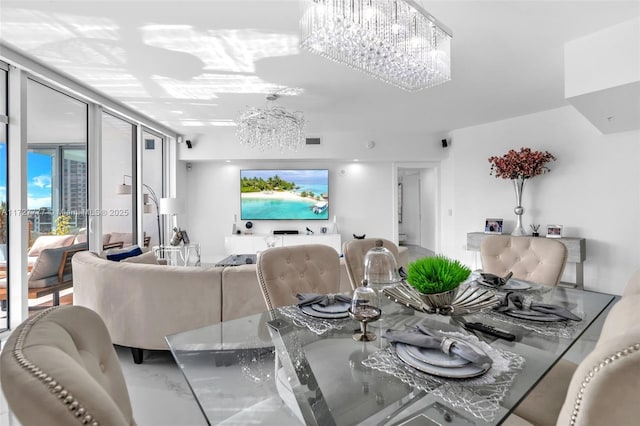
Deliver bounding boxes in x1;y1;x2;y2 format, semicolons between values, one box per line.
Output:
27;235;75;257
105;245;143;262
121;250;159;265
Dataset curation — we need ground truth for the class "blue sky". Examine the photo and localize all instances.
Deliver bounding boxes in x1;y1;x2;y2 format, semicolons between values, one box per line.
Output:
0;145;52;209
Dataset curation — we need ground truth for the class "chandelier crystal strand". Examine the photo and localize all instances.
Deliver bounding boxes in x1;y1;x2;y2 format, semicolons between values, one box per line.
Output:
236;97;305;151
301;0;451;91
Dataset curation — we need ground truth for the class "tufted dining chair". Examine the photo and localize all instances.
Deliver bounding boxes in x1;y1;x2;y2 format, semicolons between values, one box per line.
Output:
256;244;341;310
0;305;136;426
343;238;401;290
622;269;640;297
505;290;640;425
480;235;568;287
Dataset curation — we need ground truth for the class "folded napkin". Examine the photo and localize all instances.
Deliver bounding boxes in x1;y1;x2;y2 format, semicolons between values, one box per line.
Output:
495;291;581;321
296;293;352;307
479;271;513;287
384;324;492;368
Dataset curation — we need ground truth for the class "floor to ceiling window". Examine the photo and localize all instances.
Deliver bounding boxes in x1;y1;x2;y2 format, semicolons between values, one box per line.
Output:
102;112;136;247
26;79;87;307
0;56;175;327
142;129;165;247
0;62;8;331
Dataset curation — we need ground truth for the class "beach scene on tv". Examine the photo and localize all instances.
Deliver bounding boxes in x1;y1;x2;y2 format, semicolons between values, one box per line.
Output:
241;169;329;220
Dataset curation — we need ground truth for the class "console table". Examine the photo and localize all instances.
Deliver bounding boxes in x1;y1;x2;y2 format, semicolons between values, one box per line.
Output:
224;234;342;255
466;232;586;289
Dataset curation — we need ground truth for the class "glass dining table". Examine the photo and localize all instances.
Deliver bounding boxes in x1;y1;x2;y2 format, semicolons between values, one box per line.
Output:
165;286;614;426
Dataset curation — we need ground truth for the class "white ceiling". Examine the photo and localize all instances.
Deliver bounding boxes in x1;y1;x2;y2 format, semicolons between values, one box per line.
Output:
1;0;639;143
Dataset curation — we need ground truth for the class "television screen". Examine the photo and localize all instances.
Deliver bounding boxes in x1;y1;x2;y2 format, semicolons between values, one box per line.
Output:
240;169;329;220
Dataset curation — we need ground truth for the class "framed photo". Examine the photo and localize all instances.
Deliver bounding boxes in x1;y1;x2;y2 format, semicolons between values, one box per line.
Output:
484;218;503;234
181;230;191;244
546;225;563;238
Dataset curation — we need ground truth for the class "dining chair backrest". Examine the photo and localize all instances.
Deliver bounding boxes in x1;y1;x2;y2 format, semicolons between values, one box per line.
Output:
256;244;341;310
0;305;135;426
343;238;400;290
622;269;640;297
480;235;567;287
556;293;640;425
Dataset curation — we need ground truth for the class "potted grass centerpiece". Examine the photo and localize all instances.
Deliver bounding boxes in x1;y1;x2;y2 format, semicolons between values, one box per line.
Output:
406;255;472;309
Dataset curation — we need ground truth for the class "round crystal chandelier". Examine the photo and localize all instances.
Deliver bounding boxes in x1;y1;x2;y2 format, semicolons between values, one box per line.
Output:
236;94;306;151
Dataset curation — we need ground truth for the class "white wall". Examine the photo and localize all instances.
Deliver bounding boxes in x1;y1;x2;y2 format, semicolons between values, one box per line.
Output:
441;105;640;295
420;168;437;252
185;161;398;262
399;172;420;245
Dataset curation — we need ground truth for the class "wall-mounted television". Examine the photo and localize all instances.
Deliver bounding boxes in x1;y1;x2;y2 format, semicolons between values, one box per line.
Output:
240;169;329;220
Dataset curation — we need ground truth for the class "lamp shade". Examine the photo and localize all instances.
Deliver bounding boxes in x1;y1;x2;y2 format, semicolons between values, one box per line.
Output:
116;183;132;195
160;198;182;215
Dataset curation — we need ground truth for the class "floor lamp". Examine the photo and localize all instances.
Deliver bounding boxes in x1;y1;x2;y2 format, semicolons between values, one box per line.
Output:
116;175;161;246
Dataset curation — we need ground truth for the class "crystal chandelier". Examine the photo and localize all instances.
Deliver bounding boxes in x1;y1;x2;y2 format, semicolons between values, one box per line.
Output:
236;94;306;151
300;0;452;91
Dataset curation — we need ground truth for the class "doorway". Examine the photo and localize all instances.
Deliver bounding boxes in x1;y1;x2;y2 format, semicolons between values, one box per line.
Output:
397;164;439;253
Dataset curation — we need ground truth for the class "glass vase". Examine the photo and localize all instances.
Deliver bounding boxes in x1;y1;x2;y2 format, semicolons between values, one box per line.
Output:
512;177;526;236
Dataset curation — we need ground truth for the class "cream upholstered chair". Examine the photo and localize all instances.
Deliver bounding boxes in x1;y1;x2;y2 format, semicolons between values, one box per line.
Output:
343;238;400;290
505;290;640;426
480;235;568;287
256;244;341;310
0;305;136;426
622;269;640;296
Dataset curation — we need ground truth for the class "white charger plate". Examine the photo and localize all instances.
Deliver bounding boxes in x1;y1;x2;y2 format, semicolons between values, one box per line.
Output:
403;343;471;368
396;343;490;379
299;305;349;319
311;302;351;314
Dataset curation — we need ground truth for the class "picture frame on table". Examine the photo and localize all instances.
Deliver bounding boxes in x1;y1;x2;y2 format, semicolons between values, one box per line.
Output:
546;225;563;238
181;230;191;244
484;218;503;234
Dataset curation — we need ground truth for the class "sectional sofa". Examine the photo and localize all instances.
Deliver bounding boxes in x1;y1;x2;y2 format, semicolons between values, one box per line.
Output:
72;247;408;363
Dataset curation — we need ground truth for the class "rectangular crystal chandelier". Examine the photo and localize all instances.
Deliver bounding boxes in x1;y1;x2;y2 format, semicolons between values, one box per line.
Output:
300;0;452;91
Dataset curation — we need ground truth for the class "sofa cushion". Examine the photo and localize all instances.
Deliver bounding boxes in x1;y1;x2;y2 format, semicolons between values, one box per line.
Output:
106;245;143;262
121;250;159;265
28;243;87;288
27;235;75;257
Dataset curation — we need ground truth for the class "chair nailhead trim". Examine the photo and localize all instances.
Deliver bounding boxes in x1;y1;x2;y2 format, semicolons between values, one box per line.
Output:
568;342;640;425
11;306;100;426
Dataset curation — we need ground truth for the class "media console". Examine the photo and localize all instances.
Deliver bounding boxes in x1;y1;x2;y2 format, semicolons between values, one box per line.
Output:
224;234;342;255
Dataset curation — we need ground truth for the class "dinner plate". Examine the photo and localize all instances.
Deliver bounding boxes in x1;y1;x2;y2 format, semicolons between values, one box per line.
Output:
300;305;350;319
478;278;533;291
502;310;567;322
403;343;471;368
396;343;490;379
310;302;351;314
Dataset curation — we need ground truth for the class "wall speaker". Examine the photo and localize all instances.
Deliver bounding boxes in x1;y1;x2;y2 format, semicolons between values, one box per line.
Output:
441;139;448;148
186;140;193;149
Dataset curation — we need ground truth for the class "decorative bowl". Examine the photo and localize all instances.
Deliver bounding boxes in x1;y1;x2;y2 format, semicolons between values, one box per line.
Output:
418;287;459;310
383;282;499;316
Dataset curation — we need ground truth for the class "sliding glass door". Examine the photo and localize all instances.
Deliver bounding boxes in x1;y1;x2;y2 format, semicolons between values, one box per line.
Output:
101;112;136;248
26;78;87;308
0;63;8;330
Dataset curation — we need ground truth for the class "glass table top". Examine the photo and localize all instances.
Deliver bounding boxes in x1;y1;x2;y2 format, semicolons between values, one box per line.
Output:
166;287;614;425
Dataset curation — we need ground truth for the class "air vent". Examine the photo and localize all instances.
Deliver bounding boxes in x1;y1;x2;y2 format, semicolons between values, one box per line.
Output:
305;137;321;145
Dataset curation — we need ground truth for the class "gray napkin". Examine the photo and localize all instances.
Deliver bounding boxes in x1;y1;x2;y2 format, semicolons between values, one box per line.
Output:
480;271;513;287
296;293;352;307
384;324;492;368
495;291;581;321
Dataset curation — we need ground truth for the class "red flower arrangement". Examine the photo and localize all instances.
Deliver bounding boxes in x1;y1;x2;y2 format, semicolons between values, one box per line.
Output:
488;147;556;180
